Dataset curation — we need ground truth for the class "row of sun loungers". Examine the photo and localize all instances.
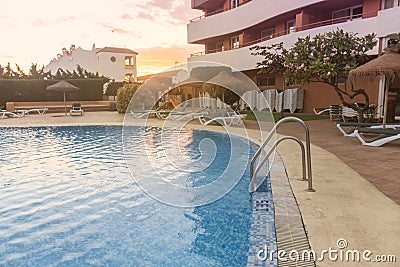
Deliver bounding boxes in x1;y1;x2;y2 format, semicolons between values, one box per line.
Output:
130;108;247;127
336;121;400;147
1;108;48;119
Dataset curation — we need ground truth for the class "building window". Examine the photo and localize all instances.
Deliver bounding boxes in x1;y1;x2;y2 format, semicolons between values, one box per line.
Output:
381;36;400;52
335;75;347;85
231;36;240;49
231;0;239;9
286;20;296;34
383;0;400;9
125;74;133;83
216;42;224;52
332;5;363;21
125;56;135;68
258;77;276;87
261;28;275;40
110;56;116;62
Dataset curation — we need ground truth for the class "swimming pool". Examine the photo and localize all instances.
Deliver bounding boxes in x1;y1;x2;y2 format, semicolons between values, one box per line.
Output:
0;125;272;266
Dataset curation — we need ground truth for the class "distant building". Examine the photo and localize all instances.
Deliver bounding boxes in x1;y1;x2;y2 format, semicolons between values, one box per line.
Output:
44;44;138;82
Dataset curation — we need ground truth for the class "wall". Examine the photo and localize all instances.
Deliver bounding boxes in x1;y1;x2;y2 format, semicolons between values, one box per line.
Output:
189;16;379;71
98;52;137;82
301;78;380;113
363;0;382;18
376;6;400;37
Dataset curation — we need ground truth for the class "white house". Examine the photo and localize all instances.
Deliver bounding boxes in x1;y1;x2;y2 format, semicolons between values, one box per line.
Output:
44;44;138;82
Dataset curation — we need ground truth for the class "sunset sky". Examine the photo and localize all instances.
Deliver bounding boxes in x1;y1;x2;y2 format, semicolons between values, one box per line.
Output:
0;0;203;76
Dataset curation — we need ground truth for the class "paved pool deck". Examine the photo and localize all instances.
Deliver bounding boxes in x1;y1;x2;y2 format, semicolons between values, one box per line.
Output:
1;111;400;266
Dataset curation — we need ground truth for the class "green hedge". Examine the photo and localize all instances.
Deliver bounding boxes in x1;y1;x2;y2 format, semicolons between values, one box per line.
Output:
0;78;107;107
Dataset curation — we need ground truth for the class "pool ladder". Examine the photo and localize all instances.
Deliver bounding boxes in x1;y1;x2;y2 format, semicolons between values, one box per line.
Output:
250;117;315;192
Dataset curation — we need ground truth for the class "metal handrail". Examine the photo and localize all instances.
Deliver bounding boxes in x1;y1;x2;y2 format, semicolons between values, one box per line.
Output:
250;117;314;192
253;136;306;181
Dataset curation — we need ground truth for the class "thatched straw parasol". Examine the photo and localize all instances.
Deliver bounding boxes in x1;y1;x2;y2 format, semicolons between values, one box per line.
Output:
206;70;253;94
349;48;400;126
46;80;79;116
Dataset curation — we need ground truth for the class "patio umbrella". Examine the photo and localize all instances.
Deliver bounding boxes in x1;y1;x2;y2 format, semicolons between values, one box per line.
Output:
349;48;400;127
205;70;255;110
143;77;165;92
206;70;253;95
46;80;79;116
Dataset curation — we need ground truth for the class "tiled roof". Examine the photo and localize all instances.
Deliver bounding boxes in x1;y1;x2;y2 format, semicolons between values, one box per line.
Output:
96;47;138;54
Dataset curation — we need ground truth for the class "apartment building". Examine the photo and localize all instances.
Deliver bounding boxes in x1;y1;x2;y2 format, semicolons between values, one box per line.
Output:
187;0;400;114
44;44;138;82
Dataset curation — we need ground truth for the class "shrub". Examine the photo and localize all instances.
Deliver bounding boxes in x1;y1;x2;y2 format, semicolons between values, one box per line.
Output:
116;83;140;113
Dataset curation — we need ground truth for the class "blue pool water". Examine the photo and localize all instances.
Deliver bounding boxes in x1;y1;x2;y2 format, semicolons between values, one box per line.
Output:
0;126;262;266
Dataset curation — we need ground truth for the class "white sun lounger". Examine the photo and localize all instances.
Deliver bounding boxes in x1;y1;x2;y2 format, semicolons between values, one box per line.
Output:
336;122;400;137
0;110;25;119
70;103;84;116
166;111;209;121
130;109;171;119
130;110;160;119
16;108;48;115
165;108;209;121
198;111;247;127
313;107;330;115
354;128;400;147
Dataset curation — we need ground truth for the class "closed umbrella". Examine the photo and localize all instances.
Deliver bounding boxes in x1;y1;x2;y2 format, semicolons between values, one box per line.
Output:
46;80;79;116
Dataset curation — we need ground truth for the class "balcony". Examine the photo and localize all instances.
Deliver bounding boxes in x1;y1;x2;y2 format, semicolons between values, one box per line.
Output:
192;0;225;11
188;0;326;43
190;0;252;21
188;14;380;71
192;11;379;57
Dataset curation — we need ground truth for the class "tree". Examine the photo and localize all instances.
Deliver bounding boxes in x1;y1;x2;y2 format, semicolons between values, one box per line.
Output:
76;65;85;78
29;63;44;79
252;29;377;121
4;62;16;78
116;83;140;113
72;69;80;79
15;64;26;78
54;69;61;79
250;42;288;76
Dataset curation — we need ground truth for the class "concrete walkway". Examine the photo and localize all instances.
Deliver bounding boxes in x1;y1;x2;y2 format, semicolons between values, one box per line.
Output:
1;112;400;266
277;119;400;205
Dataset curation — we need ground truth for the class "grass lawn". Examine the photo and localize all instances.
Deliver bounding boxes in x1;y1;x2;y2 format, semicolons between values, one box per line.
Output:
239;110;330;122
